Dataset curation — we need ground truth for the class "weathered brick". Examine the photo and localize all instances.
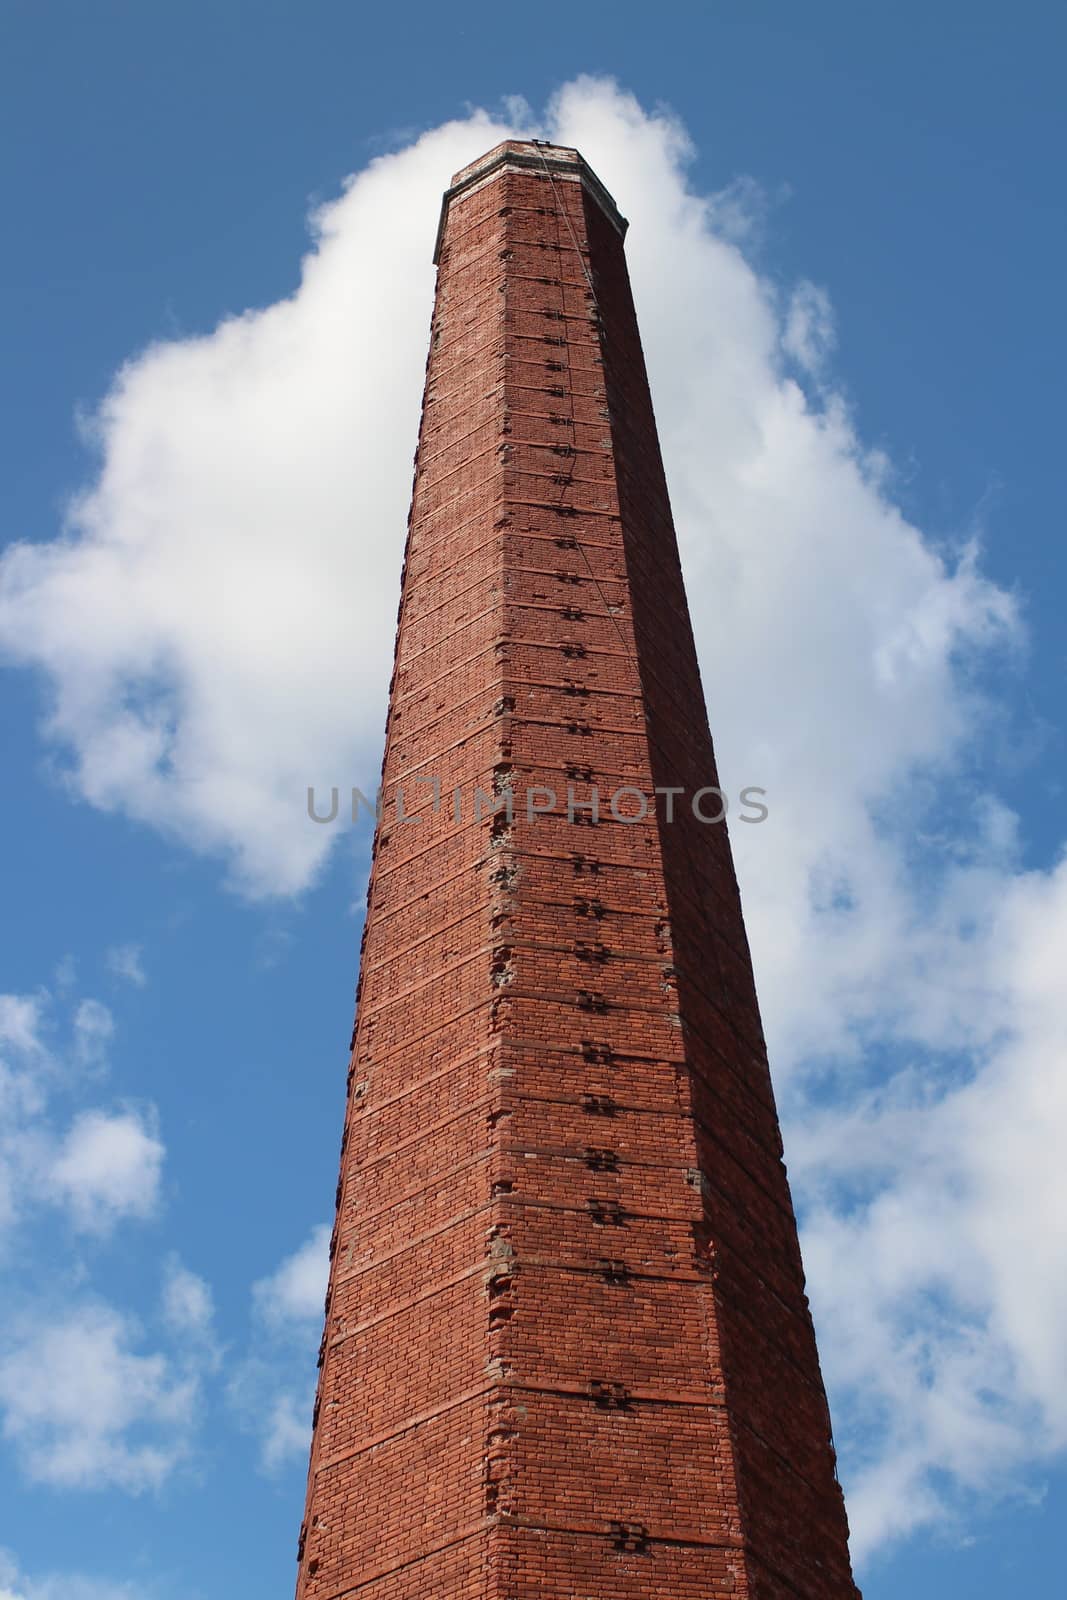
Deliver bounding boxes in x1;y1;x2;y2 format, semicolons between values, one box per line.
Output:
294;139;860;1600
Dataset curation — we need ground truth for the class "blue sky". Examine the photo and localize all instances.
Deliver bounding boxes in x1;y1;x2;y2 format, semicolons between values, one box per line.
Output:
1;4;1065;1598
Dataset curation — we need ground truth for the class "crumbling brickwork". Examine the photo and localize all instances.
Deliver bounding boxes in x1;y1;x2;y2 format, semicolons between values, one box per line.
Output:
295;140;860;1600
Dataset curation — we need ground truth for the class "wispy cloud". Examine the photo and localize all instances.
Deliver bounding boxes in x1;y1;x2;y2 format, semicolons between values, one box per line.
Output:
0;1301;196;1492
161;1256;216;1342
230;1222;329;1471
72;999;114;1068
252;1221;330;1329
0;1547;150;1600
105;945;146;989
0;990;162;1240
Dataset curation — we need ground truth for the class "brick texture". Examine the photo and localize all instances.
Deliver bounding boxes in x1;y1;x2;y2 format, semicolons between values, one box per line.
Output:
294;140;861;1600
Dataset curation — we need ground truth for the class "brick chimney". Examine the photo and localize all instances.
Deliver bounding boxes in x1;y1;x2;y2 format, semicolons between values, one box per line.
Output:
294;139;861;1600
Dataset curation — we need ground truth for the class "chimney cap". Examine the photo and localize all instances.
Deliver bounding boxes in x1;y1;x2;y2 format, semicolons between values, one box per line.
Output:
434;139;627;263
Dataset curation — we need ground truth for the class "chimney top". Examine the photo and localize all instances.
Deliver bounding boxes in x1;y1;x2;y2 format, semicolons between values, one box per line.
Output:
433;139;627;263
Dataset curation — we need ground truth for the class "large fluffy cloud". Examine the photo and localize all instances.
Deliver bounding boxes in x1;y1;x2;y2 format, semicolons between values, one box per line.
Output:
1;78;1064;1560
0;112;511;894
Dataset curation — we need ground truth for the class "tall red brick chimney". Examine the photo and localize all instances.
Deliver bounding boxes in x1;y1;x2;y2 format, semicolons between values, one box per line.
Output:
295;139;860;1600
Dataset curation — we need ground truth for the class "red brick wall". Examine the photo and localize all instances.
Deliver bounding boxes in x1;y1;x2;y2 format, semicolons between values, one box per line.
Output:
294;141;860;1600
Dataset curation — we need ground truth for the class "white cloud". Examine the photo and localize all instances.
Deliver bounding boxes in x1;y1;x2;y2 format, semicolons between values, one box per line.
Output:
793;853;1067;1553
160;1256;215;1340
0;990;164;1241
0;996;49;1059
230;1223;329;1471
258;1388;315;1474
227;1354;315;1475
73;999;114;1067
1;77;1065;1559
0;111;518;896
252;1222;329;1329
0;996;49;1125
0;994;56;1234
0;1549;146;1600
783;278;836;375
0;1303;196;1491
53;954;78;991
49;1108;163;1233
160;1255;222;1380
105;944;146;988
0;993;193;1500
